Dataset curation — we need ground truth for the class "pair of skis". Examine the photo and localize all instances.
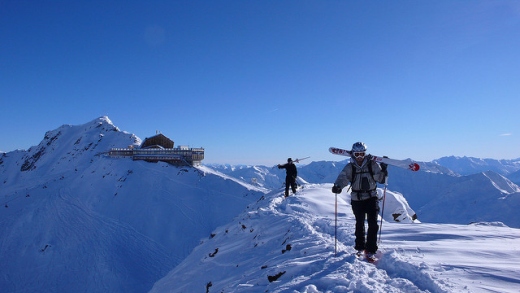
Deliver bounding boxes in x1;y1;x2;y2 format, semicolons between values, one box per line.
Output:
286;151;420;172
292;156;310;163
275;156;310;167
329;147;420;171
273;157;310;168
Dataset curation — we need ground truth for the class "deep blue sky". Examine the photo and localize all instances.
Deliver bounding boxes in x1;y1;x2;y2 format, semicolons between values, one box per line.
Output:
1;1;519;165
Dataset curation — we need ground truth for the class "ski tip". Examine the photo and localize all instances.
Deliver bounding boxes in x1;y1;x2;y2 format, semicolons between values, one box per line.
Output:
409;162;420;171
329;147;351;156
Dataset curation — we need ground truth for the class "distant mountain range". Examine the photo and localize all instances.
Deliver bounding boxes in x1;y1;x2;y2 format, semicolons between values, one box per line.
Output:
209;157;520;227
1;116;519;292
432;156;520;176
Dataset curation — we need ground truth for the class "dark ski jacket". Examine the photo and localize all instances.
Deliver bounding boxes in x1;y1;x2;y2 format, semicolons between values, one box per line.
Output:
278;163;297;179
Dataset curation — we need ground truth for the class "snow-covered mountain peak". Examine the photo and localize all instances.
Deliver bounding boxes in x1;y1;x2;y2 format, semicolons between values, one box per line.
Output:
0;117;267;292
16;116;139;174
2;117;520;292
433;155;520;175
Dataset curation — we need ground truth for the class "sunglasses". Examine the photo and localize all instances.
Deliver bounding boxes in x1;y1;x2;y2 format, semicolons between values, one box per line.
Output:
354;152;365;158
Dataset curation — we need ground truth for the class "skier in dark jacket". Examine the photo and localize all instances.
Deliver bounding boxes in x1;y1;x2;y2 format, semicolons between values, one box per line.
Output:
331;142;388;257
278;158;298;197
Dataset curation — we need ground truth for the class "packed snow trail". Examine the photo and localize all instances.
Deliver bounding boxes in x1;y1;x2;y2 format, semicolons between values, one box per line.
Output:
150;184;463;293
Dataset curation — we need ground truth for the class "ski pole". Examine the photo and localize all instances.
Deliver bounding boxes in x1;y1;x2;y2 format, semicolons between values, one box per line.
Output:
378;180;388;245
333;185;350;256
334;191;338;256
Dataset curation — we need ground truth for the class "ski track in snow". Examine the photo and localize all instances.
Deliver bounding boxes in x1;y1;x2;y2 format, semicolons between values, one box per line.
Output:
152;184;497;293
274;185;452;293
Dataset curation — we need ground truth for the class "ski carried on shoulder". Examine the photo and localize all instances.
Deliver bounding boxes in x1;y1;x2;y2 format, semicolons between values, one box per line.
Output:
273;157;310;169
292;156;310;163
329;147;420;171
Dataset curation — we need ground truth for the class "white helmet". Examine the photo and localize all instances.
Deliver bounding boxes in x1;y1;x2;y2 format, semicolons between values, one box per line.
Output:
351;142;367;152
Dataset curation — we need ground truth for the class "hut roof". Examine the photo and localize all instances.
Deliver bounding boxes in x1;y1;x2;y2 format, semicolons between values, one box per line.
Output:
141;133;174;149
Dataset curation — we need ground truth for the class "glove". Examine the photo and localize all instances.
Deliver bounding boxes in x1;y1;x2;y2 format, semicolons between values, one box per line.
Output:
332;184;342;194
380;172;388;184
380;156;389;181
381;156;388;172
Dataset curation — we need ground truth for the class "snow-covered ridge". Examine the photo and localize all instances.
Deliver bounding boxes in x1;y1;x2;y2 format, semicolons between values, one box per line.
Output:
0;117;266;292
1;116;520;293
482;171;520;194
433;155;520;176
196;165;269;193
150;185;520;293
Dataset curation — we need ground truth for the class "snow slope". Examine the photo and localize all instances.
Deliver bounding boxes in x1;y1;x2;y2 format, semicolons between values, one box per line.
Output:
211;161;520;227
150;185;520;293
507;169;520;186
2;116;519;293
0;117;266;292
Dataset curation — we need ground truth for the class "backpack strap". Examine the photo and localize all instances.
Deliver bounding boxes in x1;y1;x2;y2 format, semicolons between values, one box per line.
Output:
351;161;374;179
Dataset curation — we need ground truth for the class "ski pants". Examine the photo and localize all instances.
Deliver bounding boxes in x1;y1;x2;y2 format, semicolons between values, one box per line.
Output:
285;176;297;196
351;196;380;253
